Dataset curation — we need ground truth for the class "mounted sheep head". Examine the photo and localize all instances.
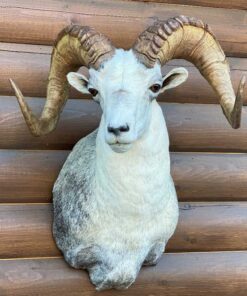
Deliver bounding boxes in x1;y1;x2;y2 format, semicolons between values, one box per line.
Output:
10;16;245;152
67;53;188;152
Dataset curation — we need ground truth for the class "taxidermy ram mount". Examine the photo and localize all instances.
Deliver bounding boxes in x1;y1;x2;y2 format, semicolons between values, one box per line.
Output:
10;15;245;291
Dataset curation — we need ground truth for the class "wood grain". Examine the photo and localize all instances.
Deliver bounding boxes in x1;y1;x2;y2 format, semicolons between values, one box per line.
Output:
1;151;247;203
0;1;247;57
0;42;52;54
1;44;247;104
0;150;68;203
0;252;247;295
165;103;247;152
0;204;59;258
170;202;247;252
125;0;247;10
0;203;246;258
1;96;247;152
171;153;247;201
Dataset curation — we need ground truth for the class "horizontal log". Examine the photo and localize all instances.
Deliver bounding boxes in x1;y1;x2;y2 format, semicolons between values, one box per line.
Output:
1;151;247;203
0;202;246;258
126;0;247;10
1;96;247;152
0;97;100;150
170;202;247;252
0;1;247;57
0;204;59;258
172;153;247;201
1;44;247;104
1;252;247;295
166;103;247;152
2;43;247;70
0;150;68;203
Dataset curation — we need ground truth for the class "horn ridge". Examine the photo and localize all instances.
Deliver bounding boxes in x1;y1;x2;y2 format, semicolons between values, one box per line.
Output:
133;15;216;68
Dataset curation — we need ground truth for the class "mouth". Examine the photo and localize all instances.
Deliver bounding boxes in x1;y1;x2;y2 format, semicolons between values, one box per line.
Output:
109;142;132;153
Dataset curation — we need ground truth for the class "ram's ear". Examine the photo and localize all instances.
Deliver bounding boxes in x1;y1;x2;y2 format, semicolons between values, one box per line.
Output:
160;67;188;92
67;72;90;94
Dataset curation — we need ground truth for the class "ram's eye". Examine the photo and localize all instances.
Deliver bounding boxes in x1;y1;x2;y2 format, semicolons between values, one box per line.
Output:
149;84;161;93
88;88;98;97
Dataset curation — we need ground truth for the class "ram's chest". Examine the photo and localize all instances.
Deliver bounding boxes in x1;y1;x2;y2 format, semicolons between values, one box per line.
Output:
87;181;178;252
83;148;175;247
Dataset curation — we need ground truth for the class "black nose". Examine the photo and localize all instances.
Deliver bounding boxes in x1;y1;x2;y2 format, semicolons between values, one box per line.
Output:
107;124;130;136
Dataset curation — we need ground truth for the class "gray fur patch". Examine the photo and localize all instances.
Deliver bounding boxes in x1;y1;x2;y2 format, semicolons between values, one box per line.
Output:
53;130;97;253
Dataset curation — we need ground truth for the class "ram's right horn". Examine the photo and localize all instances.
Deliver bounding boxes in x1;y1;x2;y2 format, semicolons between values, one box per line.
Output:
10;25;115;136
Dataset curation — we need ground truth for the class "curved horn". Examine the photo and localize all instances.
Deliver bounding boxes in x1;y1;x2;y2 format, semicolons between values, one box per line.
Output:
133;15;245;129
10;25;115;136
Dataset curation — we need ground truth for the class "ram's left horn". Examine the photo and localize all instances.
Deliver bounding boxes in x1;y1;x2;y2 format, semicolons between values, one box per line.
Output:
133;15;245;128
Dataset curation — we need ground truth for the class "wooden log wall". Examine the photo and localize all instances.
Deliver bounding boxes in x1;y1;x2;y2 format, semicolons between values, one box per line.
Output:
0;0;247;295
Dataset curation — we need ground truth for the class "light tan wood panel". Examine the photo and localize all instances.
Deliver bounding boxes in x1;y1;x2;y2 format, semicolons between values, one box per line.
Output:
0;1;247;57
0;252;247;295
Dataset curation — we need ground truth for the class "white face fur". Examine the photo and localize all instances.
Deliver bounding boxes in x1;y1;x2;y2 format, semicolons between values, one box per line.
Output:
67;49;188;153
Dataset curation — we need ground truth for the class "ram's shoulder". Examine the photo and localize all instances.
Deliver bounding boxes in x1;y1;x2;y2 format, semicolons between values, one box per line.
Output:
61;129;96;169
53;130;97;195
69;129;97;162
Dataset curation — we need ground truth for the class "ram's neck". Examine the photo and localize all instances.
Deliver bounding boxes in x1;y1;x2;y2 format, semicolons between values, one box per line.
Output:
95;101;171;205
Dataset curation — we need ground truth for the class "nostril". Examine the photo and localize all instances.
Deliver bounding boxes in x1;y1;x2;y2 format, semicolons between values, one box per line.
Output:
107;124;130;136
119;125;129;132
107;126;116;134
